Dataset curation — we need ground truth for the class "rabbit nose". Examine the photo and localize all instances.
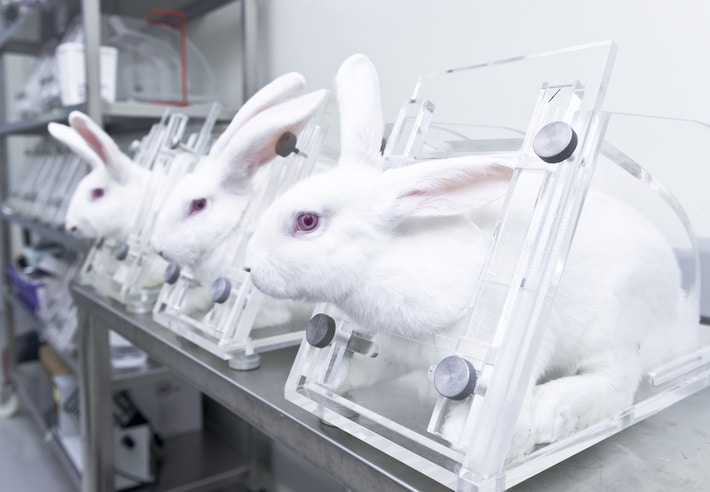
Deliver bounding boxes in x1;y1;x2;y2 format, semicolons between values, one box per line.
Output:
244;266;251;273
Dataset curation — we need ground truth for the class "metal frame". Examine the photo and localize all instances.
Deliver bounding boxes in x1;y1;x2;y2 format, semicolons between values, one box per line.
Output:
0;1;256;490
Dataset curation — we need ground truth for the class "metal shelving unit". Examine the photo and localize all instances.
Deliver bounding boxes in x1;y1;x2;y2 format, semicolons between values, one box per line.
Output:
0;1;257;491
13;360;83;491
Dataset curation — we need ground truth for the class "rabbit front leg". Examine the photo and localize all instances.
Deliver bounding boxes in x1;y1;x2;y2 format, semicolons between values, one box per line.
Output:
530;361;640;445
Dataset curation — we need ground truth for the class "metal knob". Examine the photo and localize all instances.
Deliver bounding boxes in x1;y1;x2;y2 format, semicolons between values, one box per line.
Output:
113;242;129;261
275;132;300;157
533;121;578;164
306;313;336;348
211;277;232;304
433;355;477;401
164;262;181;284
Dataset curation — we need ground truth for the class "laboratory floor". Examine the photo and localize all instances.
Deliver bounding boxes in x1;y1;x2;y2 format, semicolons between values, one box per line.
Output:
2;387;710;492
0;408;75;492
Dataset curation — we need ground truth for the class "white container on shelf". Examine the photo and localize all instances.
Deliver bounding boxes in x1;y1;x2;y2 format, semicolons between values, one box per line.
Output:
56;42;118;106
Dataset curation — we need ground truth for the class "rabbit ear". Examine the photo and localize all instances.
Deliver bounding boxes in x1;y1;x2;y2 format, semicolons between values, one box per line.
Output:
376;156;513;223
67;111;133;184
209;72;306;158
211;89;328;192
47;122;103;169
336;54;384;169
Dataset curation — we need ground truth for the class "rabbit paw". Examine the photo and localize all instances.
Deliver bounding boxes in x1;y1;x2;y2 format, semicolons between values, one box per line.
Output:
531;381;585;444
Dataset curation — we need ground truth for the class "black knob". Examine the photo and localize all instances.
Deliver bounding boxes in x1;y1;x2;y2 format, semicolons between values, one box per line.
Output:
275;132;300;157
164;262;181;284
211;277;231;304
113;242;129;261
533;121;578;164
306;313;336;348
433;355;477;401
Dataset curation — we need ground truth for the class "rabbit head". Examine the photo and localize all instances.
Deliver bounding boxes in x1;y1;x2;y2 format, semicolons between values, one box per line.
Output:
149;72;327;279
244;55;512;336
245;156;512;337
48;111;150;240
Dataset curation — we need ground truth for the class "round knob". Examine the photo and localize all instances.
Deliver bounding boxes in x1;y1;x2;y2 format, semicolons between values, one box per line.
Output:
275;132;299;157
211;277;232;304
306;313;336;348
433;356;477;401
164;262;181;284
113;242;129;261
533;121;578;164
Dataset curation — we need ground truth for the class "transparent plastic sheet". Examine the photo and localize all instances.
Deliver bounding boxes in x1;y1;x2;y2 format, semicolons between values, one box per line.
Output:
152;97;335;365
2;142;88;227
62;14;217;105
79;105;220;312
284;43;709;491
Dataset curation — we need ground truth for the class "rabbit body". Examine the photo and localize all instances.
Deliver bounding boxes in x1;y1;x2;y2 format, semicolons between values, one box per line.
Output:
247;156;693;455
150;73;327;326
244;54;695;457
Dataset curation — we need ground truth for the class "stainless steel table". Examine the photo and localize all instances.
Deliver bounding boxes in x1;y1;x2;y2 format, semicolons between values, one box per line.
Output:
73;283;710;492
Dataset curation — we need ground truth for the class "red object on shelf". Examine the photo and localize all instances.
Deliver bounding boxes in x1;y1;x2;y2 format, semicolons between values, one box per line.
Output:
146;8;189;106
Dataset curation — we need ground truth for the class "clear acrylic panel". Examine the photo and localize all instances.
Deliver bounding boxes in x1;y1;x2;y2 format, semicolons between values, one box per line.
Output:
285;43;710;491
152;95;334;366
79;106;220;312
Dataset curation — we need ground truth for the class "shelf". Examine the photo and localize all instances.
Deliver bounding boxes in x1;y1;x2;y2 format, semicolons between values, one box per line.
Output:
140;429;250;491
0;6;46;55
13;360;246;492
0;100;234;136
0;207;91;252
110;359;173;391
4;284;174;389
59;428;249;492
12;360;83;491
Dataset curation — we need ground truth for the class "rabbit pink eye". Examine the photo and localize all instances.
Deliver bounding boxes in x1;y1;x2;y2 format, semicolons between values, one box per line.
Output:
294;212;319;233
189;198;207;216
90;188;104;201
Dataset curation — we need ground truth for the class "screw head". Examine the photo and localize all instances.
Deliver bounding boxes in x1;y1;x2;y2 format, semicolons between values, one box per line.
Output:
113;242;129;261
211;277;232;304
275;132;298;157
164;262;181;284
433;356;477;401
533;121;578;164
306;313;336;348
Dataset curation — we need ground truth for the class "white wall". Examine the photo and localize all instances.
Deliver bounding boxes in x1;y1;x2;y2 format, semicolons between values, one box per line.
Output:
254;0;710;237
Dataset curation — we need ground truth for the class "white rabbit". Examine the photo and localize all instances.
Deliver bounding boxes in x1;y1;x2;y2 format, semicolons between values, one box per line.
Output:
244;54;696;456
150;72;327;323
48;112;150;240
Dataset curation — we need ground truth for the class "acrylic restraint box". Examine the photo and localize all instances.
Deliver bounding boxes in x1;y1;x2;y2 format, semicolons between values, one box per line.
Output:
152;94;334;369
79;105;220;313
285;42;710;491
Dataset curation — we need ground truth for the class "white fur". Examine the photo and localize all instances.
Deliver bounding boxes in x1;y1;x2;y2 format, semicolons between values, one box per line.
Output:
48;111;150;240
149;73;327;323
244;54;696;456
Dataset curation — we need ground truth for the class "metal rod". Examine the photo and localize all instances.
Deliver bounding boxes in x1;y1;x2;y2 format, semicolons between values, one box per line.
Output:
78;310;114;491
82;0;103;125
